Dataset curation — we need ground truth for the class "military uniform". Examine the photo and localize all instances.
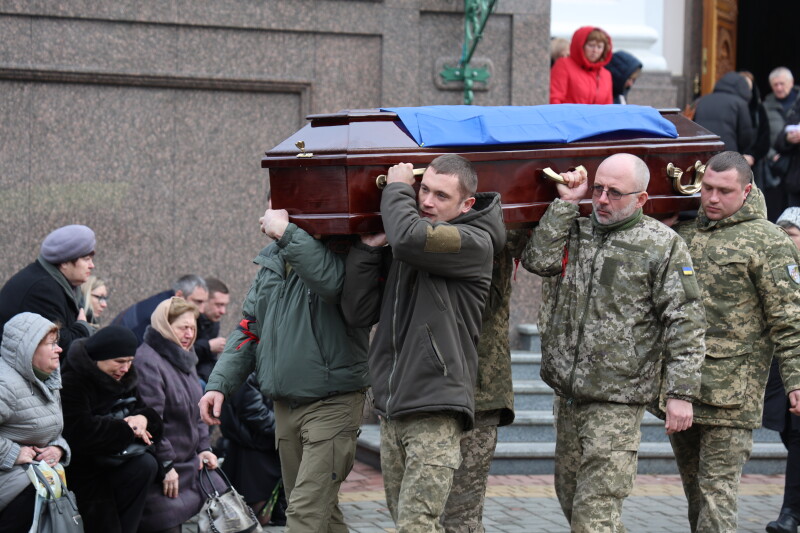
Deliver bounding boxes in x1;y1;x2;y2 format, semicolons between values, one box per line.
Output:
443;230;528;533
670;187;800;533
522;199;706;532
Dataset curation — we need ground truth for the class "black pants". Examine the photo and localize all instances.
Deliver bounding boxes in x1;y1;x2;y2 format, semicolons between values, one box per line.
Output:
75;452;158;533
781;427;800;512
0;484;35;533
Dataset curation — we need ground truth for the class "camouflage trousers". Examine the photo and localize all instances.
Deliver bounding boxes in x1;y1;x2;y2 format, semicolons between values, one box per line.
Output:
670;424;753;533
554;397;645;533
442;419;499;533
274;390;365;533
380;413;463;533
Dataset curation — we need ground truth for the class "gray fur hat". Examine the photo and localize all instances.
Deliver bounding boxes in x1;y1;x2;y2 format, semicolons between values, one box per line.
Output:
777;207;800;230
40;225;95;264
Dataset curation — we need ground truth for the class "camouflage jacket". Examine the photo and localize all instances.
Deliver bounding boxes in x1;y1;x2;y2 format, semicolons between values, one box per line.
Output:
522;199;706;405
675;186;800;428
474;230;529;427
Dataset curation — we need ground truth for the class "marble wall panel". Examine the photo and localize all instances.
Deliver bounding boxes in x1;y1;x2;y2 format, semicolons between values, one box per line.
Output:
313;33;382;113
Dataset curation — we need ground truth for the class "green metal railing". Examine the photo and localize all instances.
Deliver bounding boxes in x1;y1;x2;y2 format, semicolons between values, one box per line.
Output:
439;0;497;105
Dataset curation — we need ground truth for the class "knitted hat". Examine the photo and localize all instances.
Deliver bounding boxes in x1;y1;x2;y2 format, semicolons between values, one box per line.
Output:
40;225;96;264
84;326;138;361
777;207;800;230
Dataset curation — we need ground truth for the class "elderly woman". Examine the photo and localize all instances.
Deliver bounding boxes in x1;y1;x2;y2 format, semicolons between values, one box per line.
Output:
61;325;163;533
80;275;109;325
135;297;221;533
0;312;71;533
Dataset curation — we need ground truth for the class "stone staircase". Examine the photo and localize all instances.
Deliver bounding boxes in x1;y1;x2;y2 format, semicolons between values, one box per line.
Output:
355;325;787;475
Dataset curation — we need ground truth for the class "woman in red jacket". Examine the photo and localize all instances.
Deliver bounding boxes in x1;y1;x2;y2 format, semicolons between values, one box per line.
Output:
550;26;613;104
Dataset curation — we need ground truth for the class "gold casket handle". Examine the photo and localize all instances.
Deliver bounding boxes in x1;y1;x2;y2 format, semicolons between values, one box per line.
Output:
668;160;705;195
376;167;426;189
541;165;587;185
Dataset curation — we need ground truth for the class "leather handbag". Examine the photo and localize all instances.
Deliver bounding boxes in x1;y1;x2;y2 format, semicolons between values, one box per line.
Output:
27;463;84;533
198;466;262;533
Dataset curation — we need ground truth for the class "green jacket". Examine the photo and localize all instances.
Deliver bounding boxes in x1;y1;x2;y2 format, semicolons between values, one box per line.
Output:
206;224;370;407
675;187;800;428
342;183;506;430
474;230;528;427
522;199;706;405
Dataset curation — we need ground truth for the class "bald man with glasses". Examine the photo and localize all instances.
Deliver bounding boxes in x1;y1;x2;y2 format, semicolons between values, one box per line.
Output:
522;153;707;532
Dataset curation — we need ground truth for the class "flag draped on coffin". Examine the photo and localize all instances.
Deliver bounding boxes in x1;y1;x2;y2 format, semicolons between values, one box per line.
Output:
381;104;678;147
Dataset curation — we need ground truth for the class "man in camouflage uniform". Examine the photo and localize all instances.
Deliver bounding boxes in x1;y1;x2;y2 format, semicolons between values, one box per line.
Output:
342;155;506;532
522;153;706;533
668;151;800;533
442;230;528;533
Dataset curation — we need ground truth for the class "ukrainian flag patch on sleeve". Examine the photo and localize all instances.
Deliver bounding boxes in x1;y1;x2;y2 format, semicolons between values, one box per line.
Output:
681;266;694;276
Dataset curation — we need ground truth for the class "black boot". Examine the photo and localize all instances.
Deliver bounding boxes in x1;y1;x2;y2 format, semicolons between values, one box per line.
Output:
767;507;800;533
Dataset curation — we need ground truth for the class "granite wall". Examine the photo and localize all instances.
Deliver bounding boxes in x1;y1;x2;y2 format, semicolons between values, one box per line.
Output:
0;0;550;340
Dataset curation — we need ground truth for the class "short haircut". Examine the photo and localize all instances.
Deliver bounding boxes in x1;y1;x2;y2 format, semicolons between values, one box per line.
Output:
167;297;199;323
586;29;611;62
428;154;478;200
769;66;794;83
706;151;753;187
205;277;229;297
172;274;207;297
630;156;650;191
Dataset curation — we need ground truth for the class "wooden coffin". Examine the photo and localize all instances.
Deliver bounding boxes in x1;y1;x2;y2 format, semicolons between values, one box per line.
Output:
262;108;724;235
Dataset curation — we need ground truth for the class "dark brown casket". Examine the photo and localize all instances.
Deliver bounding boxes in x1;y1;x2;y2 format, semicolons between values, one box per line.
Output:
262;108;724;235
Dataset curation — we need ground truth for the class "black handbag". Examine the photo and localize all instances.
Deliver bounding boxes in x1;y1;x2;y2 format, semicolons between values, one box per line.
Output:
28;463;85;533
95;397;152;467
198;466;262;533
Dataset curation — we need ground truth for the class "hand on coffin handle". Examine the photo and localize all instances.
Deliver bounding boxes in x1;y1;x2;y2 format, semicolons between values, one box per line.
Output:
260;209;290;239
377;167;426;189
543;165;588;205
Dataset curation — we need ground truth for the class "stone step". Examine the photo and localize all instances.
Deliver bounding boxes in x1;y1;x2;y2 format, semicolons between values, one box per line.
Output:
512;380;554;410
499;410;782;443
510;350;541;380
517;324;540;352
355;425;787;476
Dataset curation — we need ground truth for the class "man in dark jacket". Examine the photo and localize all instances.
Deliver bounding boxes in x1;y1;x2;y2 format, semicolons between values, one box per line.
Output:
194;277;229;383
342;154;506;531
111;274;208;344
0;224;96;353
199;208;370;533
694;71;755;155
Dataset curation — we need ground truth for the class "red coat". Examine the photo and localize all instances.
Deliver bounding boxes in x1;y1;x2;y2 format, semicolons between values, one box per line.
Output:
550;26;613;105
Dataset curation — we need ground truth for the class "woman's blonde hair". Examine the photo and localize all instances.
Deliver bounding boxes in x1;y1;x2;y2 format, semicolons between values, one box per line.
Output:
167;297;199;324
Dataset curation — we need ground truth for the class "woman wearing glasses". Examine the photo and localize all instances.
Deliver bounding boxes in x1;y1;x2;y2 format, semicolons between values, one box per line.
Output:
550;26;613;105
0;312;71;533
81;275;109;325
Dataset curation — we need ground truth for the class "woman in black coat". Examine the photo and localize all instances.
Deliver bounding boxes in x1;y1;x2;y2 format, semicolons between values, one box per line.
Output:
220;373;286;526
61;326;163;533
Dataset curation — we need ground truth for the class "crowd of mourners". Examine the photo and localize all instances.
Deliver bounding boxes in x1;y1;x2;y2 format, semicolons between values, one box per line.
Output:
4;24;800;533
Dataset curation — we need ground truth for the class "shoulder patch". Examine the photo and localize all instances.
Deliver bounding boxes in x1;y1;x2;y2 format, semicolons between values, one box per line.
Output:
788;264;800;284
681;266;694;276
424;225;462;253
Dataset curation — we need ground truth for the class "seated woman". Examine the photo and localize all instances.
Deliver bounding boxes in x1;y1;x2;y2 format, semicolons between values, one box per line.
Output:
0;312;71;533
61;325;163;533
135;297;221;533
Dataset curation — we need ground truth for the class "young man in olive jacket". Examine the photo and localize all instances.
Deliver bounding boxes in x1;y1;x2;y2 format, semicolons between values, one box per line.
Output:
199;209;370;533
342;154;506;532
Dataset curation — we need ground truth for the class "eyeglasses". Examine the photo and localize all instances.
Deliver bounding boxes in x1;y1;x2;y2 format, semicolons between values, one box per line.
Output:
591;185;642;201
91;294;108;303
46;339;60;350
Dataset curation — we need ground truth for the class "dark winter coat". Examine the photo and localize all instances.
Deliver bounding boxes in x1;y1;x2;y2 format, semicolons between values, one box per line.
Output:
60;338;163;532
607;51;642;105
0;257;94;354
111;289;174;344
220;373;276;452
775;96;800;194
342;185;506;430
763;358;800;432
550;26;613;105
693;72;755;153
194;313;220;383
134;326;220;532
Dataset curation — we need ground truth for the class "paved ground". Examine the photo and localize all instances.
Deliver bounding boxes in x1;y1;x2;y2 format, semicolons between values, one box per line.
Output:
263;461;786;532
